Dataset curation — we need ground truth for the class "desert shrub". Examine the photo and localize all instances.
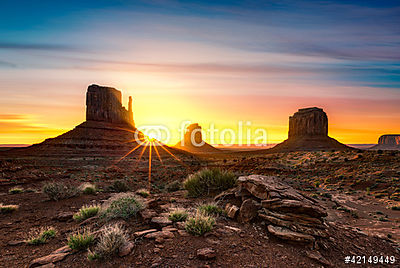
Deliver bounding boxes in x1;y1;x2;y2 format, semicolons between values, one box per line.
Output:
9;187;23;194
198;203;223;216
80;183;96;195
136;188;150;198
73;204;100;222
0;204;19;213
88;224;127;259
68;228;94;251
42;182;79;201
183;168;237;197
101;193;144;220
166;180;181;192
109;180;130;192
168;209;188;222
26;226;57;245
185;211;215;236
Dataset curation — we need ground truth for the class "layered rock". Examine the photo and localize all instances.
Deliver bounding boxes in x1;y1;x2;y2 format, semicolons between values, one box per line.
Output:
86;84;134;127
216;175;328;244
370;134;400;150
288;107;327;138
174;123;220;153
272;107;350;152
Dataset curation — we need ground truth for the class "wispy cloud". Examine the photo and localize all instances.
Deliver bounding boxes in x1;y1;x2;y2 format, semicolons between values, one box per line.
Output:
0;42;76;51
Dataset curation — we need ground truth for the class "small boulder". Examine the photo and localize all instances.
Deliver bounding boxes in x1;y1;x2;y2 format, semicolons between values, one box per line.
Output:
119;241;134;257
134;229;158;237
197;248;216;260
267;225;315;244
238;199;259;223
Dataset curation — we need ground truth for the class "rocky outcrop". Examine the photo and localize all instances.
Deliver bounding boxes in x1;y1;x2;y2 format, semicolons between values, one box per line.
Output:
272;107;350;152
289;107;327;138
174;123;220;153
86;84;134;127
370;134;400;150
216;175;328;244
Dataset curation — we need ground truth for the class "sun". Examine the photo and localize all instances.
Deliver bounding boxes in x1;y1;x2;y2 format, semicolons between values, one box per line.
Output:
146;132;158;142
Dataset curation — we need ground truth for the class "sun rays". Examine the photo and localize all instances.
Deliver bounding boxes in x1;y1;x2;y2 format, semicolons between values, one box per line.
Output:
112;131;188;192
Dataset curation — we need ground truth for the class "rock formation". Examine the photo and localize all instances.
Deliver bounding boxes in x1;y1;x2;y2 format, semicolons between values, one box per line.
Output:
215;175;328;244
271;107;350;152
86;84;134;127
10;84;186;157
370;134;400;150
288;107;327;138
174;123;220;153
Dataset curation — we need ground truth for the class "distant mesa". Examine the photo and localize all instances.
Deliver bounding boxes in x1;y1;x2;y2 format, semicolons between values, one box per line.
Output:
370;134;400;150
174;123;220;153
271;107;350;152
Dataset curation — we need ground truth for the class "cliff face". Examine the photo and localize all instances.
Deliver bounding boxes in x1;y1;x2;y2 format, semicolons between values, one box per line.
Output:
378;135;400;146
86;84;134;127
288;107;328;138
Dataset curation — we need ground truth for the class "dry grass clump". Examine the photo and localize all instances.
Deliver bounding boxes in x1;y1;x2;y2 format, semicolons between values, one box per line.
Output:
9;187;23;194
100;193;144;220
168;209;188;223
26;226;57;245
183;168;237;197
73;204;101;222
108;180;130;192
0;203;19;213
67;228;94;251
185;211;215;236
87;224;128;260
42;182;79;201
79;183;97;195
198;202;223;216
136;188;150;198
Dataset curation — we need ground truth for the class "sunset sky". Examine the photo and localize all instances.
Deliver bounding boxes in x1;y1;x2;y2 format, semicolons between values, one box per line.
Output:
1;0;399;145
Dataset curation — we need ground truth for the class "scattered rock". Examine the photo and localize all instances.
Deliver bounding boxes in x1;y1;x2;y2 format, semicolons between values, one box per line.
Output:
197;248;216;260
29;253;69;268
7;240;24;246
29;246;72;267
306;250;331;266
151;217;172;229
145;231;174;240
119;241;134;257
53;212;74;222
134;229;158;237
139;209;157;221
225;203;239;219
238;199;259;223
267;225;315;244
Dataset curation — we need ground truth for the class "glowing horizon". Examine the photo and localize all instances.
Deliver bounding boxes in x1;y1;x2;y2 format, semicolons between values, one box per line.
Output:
0;1;399;146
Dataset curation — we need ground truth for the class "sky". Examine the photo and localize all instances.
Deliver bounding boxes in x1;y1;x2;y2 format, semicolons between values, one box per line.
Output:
0;0;399;145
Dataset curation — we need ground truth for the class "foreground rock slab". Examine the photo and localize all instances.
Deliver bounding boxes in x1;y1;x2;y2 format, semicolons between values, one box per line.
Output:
29;246;72;267
217;175;328;244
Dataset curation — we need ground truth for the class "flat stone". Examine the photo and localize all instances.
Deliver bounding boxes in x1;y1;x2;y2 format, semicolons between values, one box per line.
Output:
134;229;158;237
139;209;157;221
177;230;189;236
145;231;174;240
162;227;178;232
196;248;216;260
51;245;72;255
266;199;327;218
29;253;69;268
151;217;172;229
306;250;331;266
267;225;315;244
53;212;74;222
7;240;25;246
119;241;134;257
